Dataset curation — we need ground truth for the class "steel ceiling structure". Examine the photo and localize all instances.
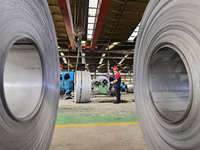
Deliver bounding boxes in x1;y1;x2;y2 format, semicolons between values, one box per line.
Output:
47;0;149;73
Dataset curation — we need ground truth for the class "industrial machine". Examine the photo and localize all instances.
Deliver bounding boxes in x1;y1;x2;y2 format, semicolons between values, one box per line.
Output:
121;82;126;92
93;76;110;95
60;71;74;98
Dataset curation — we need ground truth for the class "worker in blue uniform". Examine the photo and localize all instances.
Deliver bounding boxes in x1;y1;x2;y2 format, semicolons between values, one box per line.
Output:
112;67;121;104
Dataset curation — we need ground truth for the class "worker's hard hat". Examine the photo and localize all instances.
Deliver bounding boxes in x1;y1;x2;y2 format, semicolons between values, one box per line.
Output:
113;67;118;71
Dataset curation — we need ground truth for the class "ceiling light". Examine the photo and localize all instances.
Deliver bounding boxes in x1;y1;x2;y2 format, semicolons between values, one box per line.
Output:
88;17;95;23
81;41;86;46
107;42;120;50
99;58;104;65
118;54;129;64
63;58;67;64
89;9;97;16
89;0;98;8
87;30;93;34
124;54;129;57
102;53;106;57
87;0;99;40
88;24;94;30
99;53;106;64
87;34;92;39
128;22;140;41
60;52;67;64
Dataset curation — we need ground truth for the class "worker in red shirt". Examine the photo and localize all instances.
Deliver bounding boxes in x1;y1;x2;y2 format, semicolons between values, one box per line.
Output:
112;67;121;104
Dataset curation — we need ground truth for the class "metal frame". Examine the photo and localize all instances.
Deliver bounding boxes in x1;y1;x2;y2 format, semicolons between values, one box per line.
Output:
58;0;76;50
90;0;111;50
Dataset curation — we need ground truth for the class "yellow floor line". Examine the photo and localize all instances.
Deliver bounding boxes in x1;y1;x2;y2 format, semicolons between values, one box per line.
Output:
56;122;139;128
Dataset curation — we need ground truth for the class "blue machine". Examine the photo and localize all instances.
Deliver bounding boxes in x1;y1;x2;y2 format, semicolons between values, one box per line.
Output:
60;71;74;96
121;83;126;92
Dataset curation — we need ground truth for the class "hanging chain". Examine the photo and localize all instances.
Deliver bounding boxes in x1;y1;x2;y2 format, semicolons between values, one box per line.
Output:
75;33;90;72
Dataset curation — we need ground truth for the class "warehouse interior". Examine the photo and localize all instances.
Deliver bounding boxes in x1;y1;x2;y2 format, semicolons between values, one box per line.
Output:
2;0;199;149
47;0;149;149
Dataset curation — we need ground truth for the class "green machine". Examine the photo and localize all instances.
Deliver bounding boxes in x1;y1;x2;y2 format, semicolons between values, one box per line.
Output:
93;76;110;94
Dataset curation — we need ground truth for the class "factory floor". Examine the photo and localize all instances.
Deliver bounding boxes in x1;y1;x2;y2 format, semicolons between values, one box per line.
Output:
50;93;147;150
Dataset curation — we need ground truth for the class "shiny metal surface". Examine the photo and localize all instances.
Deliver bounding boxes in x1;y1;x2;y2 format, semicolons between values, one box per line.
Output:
149;48;190;122
126;83;134;93
4;40;42;119
0;0;59;149
74;71;91;103
134;0;200;149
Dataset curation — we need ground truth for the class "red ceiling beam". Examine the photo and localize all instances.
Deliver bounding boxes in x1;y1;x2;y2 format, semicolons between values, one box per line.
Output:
58;0;76;50
90;0;111;50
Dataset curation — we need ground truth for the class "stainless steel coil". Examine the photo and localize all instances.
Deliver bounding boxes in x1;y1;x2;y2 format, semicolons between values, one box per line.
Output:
134;0;200;149
125;83;134;93
74;71;91;103
0;0;59;149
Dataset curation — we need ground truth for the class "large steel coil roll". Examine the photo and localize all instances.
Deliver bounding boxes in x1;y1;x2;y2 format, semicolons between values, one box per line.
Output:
125;83;134;93
74;71;91;103
134;0;200;149
0;0;59;149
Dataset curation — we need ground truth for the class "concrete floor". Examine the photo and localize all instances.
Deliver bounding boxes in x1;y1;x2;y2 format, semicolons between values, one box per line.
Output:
50;93;147;150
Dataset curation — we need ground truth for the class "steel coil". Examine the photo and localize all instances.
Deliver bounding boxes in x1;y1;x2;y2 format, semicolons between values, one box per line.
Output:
0;0;59;149
74;71;91;103
134;0;200;149
125;83;134;93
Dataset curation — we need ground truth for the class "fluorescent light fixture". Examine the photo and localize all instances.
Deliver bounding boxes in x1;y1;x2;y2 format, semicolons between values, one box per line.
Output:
81;41;86;46
128;22;140;41
102;53;106;57
89;0;98;8
63;58;67;64
106;42;120;50
87;34;92;39
99;59;104;65
118;59;124;65
89;9;97;16
88;24;94;30
128;36;135;41
113;42;120;45
87;0;99;40
60;52;67;64
99;53;106;64
88;17;95;23
118;54;129;64
124;54;129;57
87;30;93;34
109;45;115;49
97;64;105;69
131;32;138;37
135;26;139;32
